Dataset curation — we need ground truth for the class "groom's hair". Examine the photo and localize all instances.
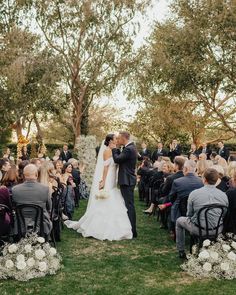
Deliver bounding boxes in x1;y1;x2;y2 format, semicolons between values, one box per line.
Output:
119;131;130;140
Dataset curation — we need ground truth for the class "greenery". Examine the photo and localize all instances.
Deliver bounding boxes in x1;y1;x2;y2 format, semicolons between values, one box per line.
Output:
1;195;236;295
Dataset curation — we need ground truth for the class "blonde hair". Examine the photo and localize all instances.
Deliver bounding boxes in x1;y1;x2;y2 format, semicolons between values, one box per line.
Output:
212;164;225;178
228;161;236;179
197;159;211;176
39;161;55;186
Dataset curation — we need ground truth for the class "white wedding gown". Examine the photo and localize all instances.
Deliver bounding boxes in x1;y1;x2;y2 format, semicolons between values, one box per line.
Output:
64;157;133;241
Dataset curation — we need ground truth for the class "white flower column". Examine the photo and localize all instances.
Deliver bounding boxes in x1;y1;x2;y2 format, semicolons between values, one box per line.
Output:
75;135;97;190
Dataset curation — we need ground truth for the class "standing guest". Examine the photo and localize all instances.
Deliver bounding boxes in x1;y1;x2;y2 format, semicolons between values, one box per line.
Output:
198;143;212;160
0;186;13;237
138;142;152;161
224;171;236;234
52;149;61;161
0;159;11;182
2;147;15;162
152;142;168;162
54;160;63;179
61;163;75;219
12;164;52;236
176;168;228;258
69;159;81;207
1;166;19;197
60;144;72;163
217;141;230;161
210;152;218;164
188;143;199;159
168;139;182;162
20;146;30;161
137;158;152;201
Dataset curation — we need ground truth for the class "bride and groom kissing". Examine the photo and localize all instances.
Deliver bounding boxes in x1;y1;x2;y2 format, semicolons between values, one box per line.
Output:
65;131;138;240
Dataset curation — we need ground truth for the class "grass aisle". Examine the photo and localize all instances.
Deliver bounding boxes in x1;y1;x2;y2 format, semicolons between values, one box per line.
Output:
1;193;236;295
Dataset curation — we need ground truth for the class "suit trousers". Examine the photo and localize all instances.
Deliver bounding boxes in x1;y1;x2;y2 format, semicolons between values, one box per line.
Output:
120;185;137;235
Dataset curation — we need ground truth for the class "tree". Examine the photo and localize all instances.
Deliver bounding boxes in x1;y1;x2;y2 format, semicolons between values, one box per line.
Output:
33;0;150;141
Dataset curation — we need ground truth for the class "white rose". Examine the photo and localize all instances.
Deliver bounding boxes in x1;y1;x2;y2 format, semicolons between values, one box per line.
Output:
8;244;18;254
210;251;219;260
220;262;230;271
222;244;231;252
16;260;27;270
49;247;57;257
17;254;25;262
5;260;14;269
35;249;46;260
24;244;32;253
231;241;236;250
203;239;211;247
37;237;45;244
198;250;210;260
227;251;236;261
203;262;212;272
27;258;36;267
38;261;47;272
51;258;60;269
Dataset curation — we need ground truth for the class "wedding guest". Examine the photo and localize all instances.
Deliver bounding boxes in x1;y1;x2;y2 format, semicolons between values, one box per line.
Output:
210;152;218;164
196;154;211;176
224;172;236;234
20;146;30;161
62;163;75;219
198;143;212;160
176;168;228;258
213;165;230;192
1;165;19;197
17;160;30;184
53;149;61;161
228;161;236;188
30;158;42;170
137;158;152;201
217;141;230;161
138;142;152;161
69;159;81;207
0;159;11;182
215;155;228;175
0;186;13;237
151;142;168;162
12;164;52;236
39;161;57;196
2;147;15;162
60;144;72;163
168;139;182;162
188;143;199;159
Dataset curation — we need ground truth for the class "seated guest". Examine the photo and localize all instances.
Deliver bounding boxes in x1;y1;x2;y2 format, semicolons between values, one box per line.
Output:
138;142;152;161
152;142;168;162
210;152;218;164
31;158;42;170
217;141;230;161
169;160;203;225
12;164;52;236
2;147;15;162
52;149;61;162
198;143;212;160
0;186;13;237
60;144;72;163
228;161;236;188
1;165;19;197
215;155;228;176
224;172;236;234
213;165;230;192
188;143;199;159
176;168;228;258
168;139;182;162
196;154;211;176
20;146;30;161
18;160;30;184
0;159;11;182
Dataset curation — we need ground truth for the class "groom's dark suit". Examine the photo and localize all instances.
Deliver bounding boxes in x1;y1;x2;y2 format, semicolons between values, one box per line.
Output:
112;142;137;237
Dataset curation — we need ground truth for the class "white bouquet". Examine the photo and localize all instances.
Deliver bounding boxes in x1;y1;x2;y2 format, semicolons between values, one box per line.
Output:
0;233;62;281
95;189;109;200
182;233;236;280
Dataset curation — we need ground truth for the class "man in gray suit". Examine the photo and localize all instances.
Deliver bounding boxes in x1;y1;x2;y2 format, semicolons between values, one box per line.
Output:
12;164;52;236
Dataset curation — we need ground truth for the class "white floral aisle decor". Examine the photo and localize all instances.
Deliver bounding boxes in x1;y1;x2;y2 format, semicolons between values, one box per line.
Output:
75;135;97;189
0;234;62;281
182;233;236;280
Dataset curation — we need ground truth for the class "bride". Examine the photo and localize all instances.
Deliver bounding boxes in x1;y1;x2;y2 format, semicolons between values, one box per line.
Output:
64;133;133;241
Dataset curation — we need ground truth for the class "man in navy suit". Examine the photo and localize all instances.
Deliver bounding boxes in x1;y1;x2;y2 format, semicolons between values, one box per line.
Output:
217;141;230;161
60;144;72;163
138;142;152;161
169;160;203;227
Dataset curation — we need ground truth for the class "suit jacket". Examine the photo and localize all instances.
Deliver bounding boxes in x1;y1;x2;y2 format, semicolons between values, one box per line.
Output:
112;143;137;186
168;145;182;161
218;146;230;160
60;150;72;162
12;181;52;235
151;149;168;162
198;147;212;160
161;170;184;197
169;173;203;222
138;149;152;161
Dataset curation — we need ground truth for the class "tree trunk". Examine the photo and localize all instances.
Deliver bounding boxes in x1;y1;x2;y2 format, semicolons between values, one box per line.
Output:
34;114;44;145
16;119;23;139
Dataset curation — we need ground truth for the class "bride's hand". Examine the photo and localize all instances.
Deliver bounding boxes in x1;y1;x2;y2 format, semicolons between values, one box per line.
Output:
109;142;116;149
99;180;105;190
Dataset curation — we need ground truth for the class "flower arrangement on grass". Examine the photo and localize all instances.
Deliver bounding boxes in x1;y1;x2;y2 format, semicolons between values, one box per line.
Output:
182;233;236;280
0;234;62;281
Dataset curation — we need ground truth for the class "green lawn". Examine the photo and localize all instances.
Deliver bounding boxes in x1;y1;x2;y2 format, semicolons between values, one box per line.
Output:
1;193;236;295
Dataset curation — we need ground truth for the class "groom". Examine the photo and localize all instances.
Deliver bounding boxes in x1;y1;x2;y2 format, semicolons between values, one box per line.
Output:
110;131;137;238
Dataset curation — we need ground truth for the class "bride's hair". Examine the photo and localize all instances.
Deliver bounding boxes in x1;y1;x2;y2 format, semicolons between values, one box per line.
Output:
104;134;114;146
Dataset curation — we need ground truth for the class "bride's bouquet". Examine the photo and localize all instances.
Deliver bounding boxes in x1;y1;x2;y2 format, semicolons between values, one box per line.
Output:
182;233;236;280
95;189;109;200
0;233;62;281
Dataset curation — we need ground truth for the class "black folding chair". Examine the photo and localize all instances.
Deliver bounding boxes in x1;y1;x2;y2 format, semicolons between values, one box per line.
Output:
15;204;44;240
0;204;13;247
190;204;228;253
